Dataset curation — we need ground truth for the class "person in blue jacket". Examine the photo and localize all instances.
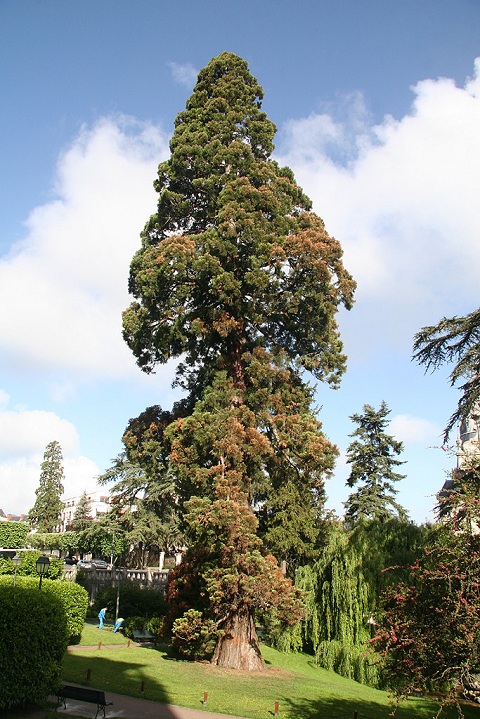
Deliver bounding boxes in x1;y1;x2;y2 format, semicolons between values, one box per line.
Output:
113;617;126;633
98;607;107;629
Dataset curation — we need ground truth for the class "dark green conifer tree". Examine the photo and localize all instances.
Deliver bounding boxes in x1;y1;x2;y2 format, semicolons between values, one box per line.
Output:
70;490;93;532
28;440;65;532
97;449;183;566
344;402;407;524
121;52;355;669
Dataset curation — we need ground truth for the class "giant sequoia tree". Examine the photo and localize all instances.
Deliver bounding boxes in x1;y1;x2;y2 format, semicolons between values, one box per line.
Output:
122;52;355;670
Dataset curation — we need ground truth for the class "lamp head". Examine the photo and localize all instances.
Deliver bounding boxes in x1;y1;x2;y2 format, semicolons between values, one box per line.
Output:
36;554;50;575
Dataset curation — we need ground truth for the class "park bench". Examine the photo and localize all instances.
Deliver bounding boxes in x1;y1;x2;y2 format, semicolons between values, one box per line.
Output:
56;684;113;718
132;628;155;643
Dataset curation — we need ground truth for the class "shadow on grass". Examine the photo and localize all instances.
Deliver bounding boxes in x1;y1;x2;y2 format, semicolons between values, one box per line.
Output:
62;649;171;704
282;693;480;719
62;640;480;719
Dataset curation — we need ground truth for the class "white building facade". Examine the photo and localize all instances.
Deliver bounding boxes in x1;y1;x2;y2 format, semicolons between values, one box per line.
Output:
60;490;111;532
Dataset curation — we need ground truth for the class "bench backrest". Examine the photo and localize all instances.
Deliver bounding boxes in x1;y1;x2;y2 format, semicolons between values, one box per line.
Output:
58;685;106;704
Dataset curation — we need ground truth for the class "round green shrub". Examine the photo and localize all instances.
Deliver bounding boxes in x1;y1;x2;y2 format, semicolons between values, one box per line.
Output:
146;616;164;636
171;609;219;660
0;577;68;709
123;615;164;643
2;573;87;643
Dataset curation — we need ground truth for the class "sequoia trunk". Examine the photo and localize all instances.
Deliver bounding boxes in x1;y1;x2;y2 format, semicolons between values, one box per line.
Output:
211;605;265;671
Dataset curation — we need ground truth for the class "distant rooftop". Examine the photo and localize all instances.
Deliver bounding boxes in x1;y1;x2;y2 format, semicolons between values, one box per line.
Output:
0;509;28;522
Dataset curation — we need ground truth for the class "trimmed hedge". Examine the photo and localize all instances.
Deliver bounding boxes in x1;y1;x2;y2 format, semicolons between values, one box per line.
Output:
125;615;163;642
28;530;79;552
0;550;64;580
0;578;68;709
44;578;88;641
0;521;29;548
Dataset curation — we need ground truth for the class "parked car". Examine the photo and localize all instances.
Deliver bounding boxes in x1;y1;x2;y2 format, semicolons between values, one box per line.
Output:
63;557;77;565
91;558;111;569
76;558;112;570
77;559;92;569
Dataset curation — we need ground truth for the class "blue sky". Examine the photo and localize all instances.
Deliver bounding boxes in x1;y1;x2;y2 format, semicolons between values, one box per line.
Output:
1;1;479;522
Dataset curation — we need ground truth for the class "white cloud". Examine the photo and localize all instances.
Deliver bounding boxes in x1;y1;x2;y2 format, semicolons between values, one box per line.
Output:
0;408;79;457
277;58;480;352
389;414;442;445
168;61;198;88
0;454;101;516
0;401;101;514
62;455;102;500
0;116;170;382
0;390;9;411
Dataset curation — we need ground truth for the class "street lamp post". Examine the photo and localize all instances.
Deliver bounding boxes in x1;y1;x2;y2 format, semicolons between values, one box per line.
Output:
12;553;21;587
36;554;50;589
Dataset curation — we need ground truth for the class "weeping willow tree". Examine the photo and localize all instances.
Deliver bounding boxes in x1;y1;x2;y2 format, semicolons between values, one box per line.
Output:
279;519;428;686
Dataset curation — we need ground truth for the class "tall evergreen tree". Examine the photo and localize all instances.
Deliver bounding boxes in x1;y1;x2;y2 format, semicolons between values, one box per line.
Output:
344;402;407;524
122;52;355;669
98;449;183;566
71;491;93;532
28;440;65;532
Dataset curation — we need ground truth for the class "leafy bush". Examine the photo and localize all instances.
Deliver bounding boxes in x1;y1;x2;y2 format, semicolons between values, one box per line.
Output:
0;558;13;574
315;640;382;687
125;616;147;635
146;616;164;636
124;615;164;644
44;578;88;642
94;583;166;619
0;577;68;709
171;609;220;660
28;531;80;556
1;575;87;642
0;521;29;548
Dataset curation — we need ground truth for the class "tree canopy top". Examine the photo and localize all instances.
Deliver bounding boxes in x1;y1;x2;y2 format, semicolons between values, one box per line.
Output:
123;52;355;392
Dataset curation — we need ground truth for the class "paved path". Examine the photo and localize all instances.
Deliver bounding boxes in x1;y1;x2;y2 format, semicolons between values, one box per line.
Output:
52;683;248;719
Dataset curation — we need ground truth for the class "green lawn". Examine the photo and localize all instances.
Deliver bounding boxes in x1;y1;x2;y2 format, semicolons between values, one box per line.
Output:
60;623;480;719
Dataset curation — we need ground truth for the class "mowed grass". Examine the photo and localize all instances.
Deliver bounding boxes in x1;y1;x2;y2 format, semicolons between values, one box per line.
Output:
61;623;480;719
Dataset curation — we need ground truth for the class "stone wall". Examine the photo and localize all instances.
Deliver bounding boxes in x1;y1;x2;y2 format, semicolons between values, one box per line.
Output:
64;566;169;603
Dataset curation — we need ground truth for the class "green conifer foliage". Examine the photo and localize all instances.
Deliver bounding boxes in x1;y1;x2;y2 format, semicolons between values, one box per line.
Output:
71;491;92;532
123;52;354;391
413;307;480;440
28;440;65;533
344;401;407;524
122;52;355;669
